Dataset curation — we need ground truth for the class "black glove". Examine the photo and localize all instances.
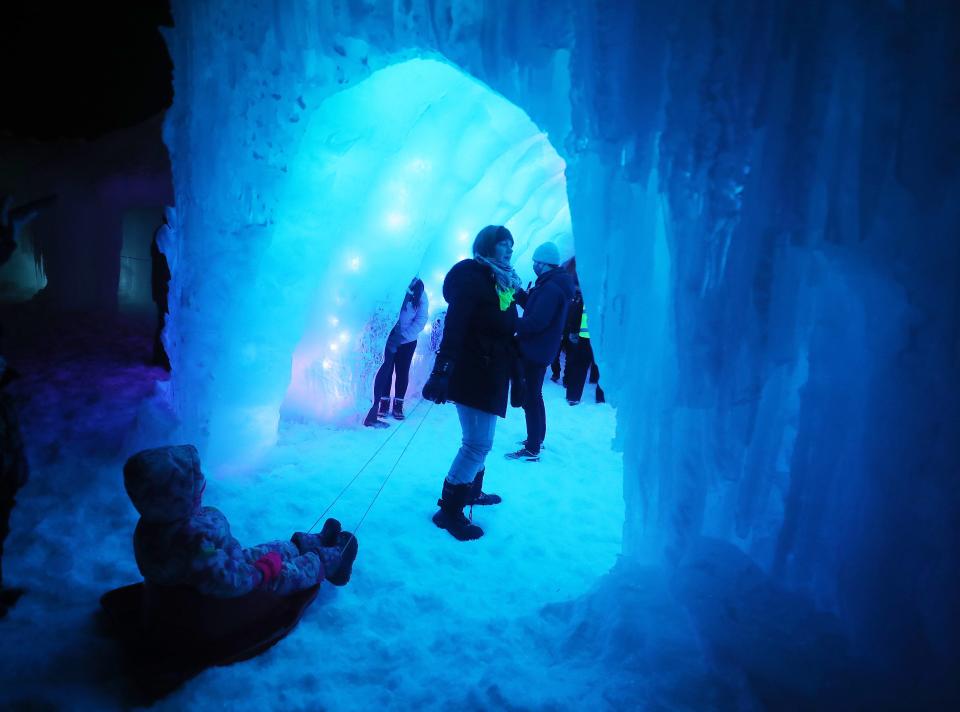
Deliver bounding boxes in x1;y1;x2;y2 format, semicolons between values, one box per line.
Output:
422;356;453;404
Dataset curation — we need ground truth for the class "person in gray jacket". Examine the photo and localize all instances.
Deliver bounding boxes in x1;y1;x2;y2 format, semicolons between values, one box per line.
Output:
365;278;429;427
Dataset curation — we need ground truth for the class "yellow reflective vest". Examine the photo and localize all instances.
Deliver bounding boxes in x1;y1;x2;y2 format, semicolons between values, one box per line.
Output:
579;311;590;339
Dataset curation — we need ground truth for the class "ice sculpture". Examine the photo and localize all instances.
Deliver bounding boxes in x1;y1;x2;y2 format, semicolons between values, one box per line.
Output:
163;0;959;702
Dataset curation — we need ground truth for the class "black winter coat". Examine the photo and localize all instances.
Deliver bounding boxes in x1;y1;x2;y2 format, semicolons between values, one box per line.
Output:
515;268;576;365
566;292;584;337
437;259;519;417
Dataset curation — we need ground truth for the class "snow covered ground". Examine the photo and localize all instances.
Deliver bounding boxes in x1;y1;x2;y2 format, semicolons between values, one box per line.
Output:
0;310;630;710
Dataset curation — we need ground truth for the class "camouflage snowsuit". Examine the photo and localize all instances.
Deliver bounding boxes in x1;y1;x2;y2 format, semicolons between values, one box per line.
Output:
124;445;325;597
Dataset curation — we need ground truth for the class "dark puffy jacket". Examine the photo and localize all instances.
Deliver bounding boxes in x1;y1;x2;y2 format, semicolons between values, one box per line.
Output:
515;268;576;365
437;259;519;417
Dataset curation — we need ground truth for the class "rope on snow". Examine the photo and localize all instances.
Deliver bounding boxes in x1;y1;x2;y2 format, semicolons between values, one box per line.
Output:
305;398;432;534
348;400;434;537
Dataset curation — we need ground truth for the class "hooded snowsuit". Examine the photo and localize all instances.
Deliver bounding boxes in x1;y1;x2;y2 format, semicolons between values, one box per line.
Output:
123;445;326;598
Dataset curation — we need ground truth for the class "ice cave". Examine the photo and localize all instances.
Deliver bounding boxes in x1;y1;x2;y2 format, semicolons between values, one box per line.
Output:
0;1;958;709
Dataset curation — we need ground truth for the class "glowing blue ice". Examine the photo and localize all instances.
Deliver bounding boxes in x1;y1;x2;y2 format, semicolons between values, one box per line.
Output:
163;54;570;465
161;1;960;704
276;59;572;425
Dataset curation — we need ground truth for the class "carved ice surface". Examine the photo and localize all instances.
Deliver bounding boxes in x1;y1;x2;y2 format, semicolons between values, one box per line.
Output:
160;1;960;705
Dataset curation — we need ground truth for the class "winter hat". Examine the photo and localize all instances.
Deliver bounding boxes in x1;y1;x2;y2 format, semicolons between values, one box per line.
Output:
123;444;205;523
532;241;560;267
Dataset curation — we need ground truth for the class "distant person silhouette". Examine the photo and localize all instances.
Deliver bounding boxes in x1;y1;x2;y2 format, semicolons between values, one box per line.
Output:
0;193;56;266
550;257;579;384
151;210;172;371
364;277;428;428
565;292;605;405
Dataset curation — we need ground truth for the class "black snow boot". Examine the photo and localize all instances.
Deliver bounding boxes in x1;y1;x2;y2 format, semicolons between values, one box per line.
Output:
319;517;342;546
471;469;502;506
378;397;391;417
391;398;405;420
364;405;389;428
290;518;356;586
291;517;342;553
432;480;483;541
326;531;359;586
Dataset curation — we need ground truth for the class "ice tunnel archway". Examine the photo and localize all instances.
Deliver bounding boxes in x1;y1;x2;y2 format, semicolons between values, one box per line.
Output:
196;58;573;460
153;3;960;704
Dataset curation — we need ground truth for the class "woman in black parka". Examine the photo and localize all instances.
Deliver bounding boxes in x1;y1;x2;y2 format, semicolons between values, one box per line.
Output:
422;225;521;541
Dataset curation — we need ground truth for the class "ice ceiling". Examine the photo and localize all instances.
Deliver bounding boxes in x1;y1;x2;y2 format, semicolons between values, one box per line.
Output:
160;1;959;700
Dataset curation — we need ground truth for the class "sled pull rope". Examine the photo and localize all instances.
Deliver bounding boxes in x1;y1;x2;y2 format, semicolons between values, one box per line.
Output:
347;400;434;540
305;398;428;533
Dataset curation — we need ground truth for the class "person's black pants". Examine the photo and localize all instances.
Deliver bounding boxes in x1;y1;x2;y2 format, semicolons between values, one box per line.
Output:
521;359;547;452
565;337;596;403
373;339;417;402
550;334;568;381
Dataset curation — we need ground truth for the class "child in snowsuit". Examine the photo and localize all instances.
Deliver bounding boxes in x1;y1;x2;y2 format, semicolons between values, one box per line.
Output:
123;445;356;597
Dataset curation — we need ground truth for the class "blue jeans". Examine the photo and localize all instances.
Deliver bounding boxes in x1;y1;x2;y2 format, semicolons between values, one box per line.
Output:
446;404;497;484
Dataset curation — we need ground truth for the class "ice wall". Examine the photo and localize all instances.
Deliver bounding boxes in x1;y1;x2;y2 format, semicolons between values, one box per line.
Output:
165;0;959;699
567;0;960;699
